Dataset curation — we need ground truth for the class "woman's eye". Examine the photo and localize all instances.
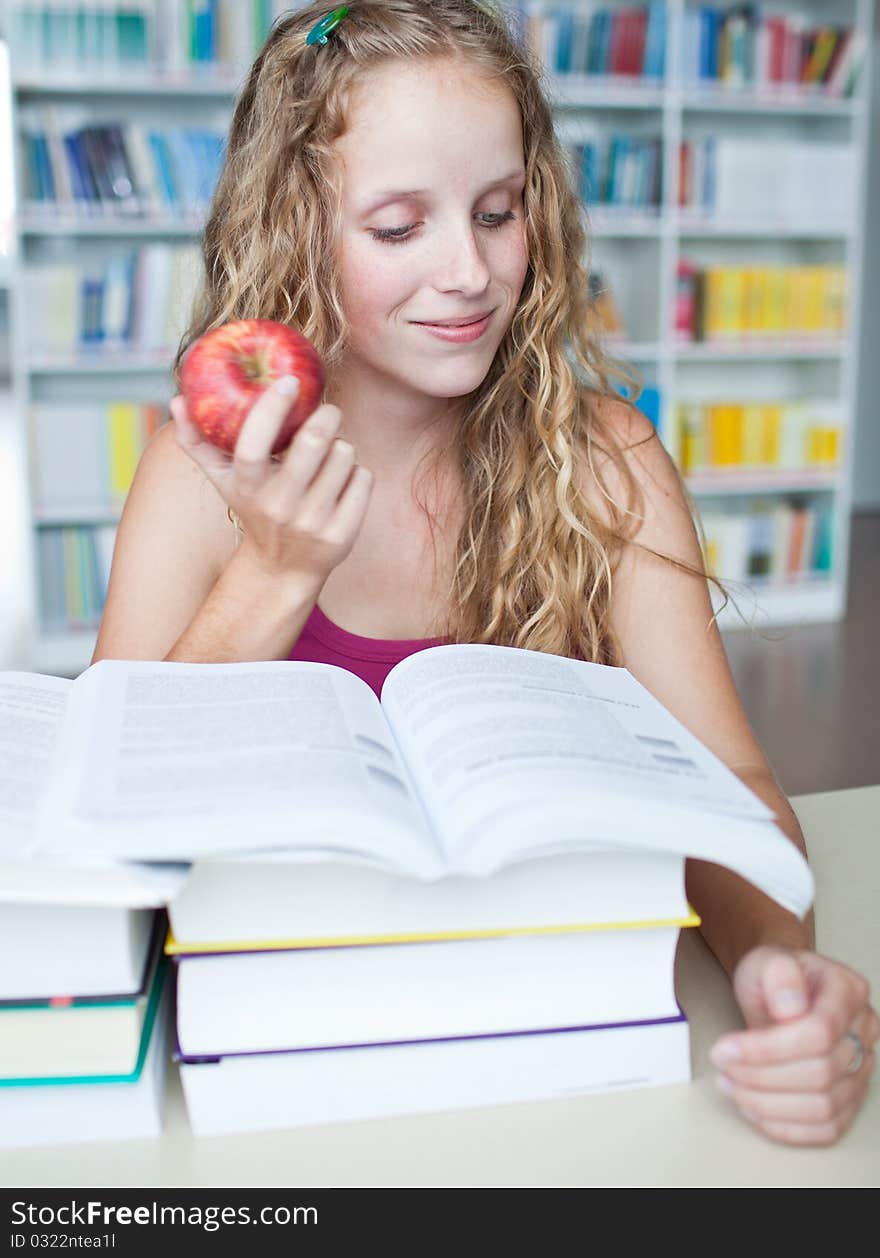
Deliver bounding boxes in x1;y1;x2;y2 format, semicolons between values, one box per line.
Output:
370;210;517;246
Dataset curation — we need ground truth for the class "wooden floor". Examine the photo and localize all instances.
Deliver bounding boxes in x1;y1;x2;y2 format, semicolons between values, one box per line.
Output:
722;510;879;795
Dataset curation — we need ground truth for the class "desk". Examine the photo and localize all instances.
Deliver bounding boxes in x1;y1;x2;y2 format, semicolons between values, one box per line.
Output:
1;786;877;1188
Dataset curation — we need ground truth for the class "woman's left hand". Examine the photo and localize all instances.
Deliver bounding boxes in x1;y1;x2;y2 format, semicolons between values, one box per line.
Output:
709;945;879;1146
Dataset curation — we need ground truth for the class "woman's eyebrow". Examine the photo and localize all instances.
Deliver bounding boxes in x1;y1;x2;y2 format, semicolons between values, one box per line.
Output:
360;170;526;213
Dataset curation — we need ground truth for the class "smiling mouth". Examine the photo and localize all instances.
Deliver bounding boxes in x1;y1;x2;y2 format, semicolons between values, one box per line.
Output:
414;312;494;327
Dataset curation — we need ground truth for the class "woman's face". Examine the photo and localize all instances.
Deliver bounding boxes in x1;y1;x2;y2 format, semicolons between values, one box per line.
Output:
333;58;529;405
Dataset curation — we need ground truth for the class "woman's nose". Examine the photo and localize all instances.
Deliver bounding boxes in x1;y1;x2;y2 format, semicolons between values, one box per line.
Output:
432;222;493;292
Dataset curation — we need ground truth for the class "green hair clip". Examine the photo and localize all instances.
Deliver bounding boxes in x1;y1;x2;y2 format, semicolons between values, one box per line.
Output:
306;6;350;46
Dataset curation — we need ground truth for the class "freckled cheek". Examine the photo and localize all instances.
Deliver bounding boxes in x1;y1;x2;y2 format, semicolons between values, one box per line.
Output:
339;244;409;326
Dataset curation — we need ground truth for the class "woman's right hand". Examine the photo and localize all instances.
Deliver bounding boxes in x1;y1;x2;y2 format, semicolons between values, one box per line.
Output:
169;375;373;589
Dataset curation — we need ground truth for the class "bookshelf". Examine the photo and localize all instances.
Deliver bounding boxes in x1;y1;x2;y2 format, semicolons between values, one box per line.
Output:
1;0;874;676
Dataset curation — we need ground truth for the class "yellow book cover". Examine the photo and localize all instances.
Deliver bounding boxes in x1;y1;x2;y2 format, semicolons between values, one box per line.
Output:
704;268;724;340
724;268;745;337
766;267;786;335
807;425;841;466
803;27;839;85
741;403;766;466
679;402;706;473
107;402;142;503
827;266;847;335
743;268;765;334
760;405;782;465
783;268;806;335
805;267;825;333
709;404;743;466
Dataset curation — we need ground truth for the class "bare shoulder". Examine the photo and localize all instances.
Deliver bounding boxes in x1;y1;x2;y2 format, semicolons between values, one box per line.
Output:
577;390;690;549
90;420;238;663
575;391;772;776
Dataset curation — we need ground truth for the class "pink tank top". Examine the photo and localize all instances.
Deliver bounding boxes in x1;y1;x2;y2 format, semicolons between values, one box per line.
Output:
288;602;448;699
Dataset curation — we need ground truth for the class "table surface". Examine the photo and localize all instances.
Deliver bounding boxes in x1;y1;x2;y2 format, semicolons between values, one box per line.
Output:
2;785;877;1188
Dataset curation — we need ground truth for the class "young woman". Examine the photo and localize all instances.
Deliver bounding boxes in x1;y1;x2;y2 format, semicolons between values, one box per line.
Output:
91;1;877;1144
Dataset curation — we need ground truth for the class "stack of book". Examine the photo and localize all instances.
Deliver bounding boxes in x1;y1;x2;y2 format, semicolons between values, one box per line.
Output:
0;904;170;1148
0;668;190;1144
3;647;814;1137
168;853;698;1135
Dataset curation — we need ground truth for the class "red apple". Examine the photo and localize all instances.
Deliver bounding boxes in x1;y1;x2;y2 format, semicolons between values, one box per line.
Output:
180;318;326;456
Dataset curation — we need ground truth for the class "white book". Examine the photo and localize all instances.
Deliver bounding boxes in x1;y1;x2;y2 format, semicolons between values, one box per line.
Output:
163;243;203;347
0;923;161;1078
121;121;163;214
167;847;690;950
129;243;172;350
175;925;683;1057
0;902;155;1001
0;966;171;1149
179;1013;691;1137
0;649;814;919
24;265;81;354
31;403;108;511
36;104;75;209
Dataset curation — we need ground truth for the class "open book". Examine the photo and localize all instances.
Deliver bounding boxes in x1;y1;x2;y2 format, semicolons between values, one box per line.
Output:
2;645;813;916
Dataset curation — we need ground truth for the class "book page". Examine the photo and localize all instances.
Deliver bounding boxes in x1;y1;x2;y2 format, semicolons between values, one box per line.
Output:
36;660;442;874
382;645;813;915
0;672;72;857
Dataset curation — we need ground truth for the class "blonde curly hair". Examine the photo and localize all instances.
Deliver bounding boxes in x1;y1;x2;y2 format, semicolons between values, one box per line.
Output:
174;0;719;662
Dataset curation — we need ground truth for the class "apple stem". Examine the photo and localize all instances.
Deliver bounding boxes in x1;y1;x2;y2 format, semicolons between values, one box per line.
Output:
242;350;273;385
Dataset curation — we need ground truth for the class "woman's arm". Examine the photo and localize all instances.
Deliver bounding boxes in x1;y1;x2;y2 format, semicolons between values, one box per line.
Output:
583;396;877;1145
90;422;316;665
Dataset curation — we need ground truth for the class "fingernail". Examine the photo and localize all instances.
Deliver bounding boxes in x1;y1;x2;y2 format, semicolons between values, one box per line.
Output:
772;988;807;1016
715;1076;734;1095
275;375;300;396
710;1042;742;1068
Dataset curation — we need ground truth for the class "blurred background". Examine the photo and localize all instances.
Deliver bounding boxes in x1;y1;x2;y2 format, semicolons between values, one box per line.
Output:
0;1;877;794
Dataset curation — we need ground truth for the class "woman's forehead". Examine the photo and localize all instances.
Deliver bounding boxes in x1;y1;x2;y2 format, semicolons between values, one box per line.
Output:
335;61;523;194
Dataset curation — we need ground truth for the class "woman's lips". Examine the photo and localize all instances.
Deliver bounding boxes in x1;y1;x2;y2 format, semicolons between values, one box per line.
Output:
414;313;493;343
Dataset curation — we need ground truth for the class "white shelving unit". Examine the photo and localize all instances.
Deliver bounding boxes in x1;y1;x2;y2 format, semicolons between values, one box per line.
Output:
2;0;874;676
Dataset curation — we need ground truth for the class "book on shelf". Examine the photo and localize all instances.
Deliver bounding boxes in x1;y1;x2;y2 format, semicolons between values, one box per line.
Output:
569;133;662;211
677;399;842;475
23;244;202;356
0;916;163;1081
522;2;666;82
7;0;292;77
178;1009;691;1137
19;108;227;221
699;498;833;584
37;524;115;633
678;137;854;228
587;268;625;338
2;648;814;918
681;8;863;97
32;401;166;515
0;901;156;1001
0;955;171;1150
675;261;847;344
